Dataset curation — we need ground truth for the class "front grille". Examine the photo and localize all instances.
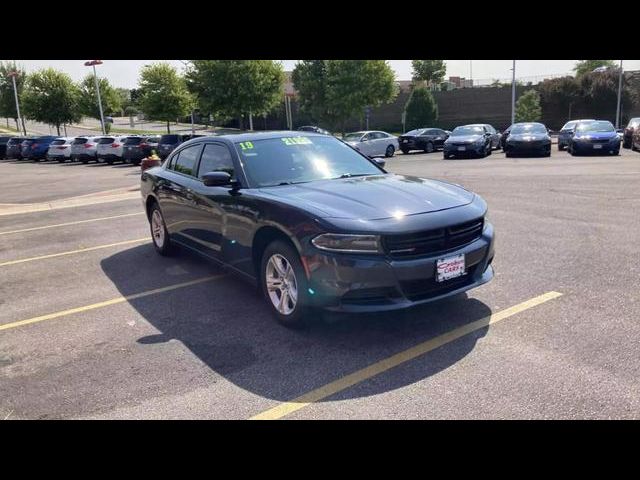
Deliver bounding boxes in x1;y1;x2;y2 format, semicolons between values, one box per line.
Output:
400;265;478;302
341;287;400;306
592;139;610;143
383;218;484;258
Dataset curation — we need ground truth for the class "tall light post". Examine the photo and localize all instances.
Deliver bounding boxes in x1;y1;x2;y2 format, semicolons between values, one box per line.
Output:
7;71;26;135
615;60;623;129
84;60;106;135
178;60;196;134
511;60;516;125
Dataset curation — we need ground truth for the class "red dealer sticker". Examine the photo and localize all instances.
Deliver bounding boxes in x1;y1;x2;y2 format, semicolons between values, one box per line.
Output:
436;254;466;282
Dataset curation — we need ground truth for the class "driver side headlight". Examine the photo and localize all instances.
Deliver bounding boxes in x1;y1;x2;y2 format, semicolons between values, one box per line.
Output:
311;233;382;253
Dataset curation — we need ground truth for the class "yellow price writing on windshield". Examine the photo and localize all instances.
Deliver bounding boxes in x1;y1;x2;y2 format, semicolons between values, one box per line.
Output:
238;141;254;150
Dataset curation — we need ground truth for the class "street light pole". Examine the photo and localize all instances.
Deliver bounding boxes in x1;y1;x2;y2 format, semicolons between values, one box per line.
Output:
8;71;26;135
178;60;195;134
511;60;516;125
615;59;623;129
85;61;106;135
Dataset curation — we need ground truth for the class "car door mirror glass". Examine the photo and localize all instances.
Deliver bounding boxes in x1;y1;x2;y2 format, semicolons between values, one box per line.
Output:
202;171;232;187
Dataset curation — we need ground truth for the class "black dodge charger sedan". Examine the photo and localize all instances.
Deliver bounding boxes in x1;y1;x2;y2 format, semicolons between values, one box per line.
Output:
397;128;449;154
503;122;552;157
141;132;495;327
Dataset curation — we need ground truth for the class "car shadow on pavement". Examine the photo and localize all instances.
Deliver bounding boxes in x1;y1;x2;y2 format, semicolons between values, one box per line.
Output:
100;244;492;403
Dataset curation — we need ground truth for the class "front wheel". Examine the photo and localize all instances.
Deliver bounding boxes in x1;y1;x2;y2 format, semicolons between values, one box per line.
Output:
385;145;395;157
149;203;174;256
424;141;434;153
623;139;631;149
261;240;310;328
400;148;409;155
558;144;565;151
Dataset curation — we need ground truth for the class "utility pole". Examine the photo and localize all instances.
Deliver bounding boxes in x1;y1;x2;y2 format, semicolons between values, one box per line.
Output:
615;60;623;129
178;60;195;134
8;71;27;135
84;60;106;135
511;60;516;125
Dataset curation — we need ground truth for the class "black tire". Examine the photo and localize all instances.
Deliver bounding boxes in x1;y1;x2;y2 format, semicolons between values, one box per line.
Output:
486;143;492;156
632;143;638;152
81;160;89;164
443;152;449;159
611;149;620;156
623;139;631;149
558;144;565;151
106;158;114;165
385;145;395;158
544;149;551;157
424;141;434;153
57;158;65;163
505;152;512;158
400;148;409;155
260;240;311;328
149;202;174;256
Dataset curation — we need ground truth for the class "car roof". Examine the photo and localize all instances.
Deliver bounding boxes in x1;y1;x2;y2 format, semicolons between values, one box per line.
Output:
190;130;328;143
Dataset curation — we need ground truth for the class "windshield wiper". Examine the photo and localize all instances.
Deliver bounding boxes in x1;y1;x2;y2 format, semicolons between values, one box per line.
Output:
334;173;372;179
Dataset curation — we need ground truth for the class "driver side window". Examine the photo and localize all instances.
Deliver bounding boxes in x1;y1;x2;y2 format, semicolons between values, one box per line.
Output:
198;143;234;179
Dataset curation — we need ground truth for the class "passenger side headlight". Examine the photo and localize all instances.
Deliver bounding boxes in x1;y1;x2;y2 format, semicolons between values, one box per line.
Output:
312;234;382;253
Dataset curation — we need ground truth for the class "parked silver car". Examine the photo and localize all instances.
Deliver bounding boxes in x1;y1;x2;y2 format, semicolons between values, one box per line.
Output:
343;131;399;158
46;137;75;163
96;135;129;164
70;136;100;163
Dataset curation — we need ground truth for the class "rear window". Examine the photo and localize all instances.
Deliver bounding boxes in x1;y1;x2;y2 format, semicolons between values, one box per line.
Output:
124;137;142;145
629;118;640;128
144;136;160;144
51;140;66;146
160;135;180;143
561;121;577;130
8;138;23;145
73;138;88;145
98;137;115;144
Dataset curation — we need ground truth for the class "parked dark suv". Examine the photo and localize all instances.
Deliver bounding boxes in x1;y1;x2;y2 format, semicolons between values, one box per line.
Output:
0;136;12;158
122;135;161;165
5;137;24;159
157;134;205;160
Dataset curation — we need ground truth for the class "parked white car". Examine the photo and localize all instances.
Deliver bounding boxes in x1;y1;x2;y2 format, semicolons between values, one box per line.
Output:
343;131;399;158
96;135;129;164
71;136;100;163
46;137;75;163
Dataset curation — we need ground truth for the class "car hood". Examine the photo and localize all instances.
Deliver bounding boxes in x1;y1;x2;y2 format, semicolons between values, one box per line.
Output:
445;135;484;144
575;131;618;140
509;133;550;141
256;174;474;220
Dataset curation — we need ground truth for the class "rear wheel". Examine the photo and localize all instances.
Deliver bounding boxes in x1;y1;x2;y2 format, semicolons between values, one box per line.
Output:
261;240;310;328
623;138;631;149
385;145;395;157
424;141;434;153
149;202;174;256
558;144;565;151
400;148;409;155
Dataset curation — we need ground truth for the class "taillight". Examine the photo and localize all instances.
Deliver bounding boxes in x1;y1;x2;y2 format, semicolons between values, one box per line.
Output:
139;143;148;148
58;146;68;150
84;143;92;148
31;143;38;149
112;143;120;148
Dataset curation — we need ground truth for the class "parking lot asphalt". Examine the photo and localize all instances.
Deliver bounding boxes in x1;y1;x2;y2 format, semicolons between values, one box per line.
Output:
1;147;640;419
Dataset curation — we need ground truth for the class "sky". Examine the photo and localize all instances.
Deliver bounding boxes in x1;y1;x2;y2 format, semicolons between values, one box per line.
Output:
7;60;640;89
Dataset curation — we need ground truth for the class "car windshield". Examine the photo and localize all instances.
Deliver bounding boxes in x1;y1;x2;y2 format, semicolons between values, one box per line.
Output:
562;121;578;130
511;124;547;135
576;121;614;133
452;126;484;136
343;132;364;142
235;136;383;188
405;129;426;136
629;118;640;128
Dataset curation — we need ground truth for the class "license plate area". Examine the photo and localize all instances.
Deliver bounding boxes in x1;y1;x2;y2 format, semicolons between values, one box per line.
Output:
436;254;466;282
457;146;466;151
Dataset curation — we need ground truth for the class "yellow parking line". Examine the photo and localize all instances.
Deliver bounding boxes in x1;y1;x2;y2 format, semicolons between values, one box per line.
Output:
0;275;225;332
0;238;149;267
0;212;145;236
250;291;563;420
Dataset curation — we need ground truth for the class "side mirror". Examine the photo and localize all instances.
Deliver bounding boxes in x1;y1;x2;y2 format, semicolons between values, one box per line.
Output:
202;171;232;187
616;129;624;134
361;137;368;142
373;157;386;168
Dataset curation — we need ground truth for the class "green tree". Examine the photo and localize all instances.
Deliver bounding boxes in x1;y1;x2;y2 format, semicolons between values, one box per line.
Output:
137;63;193;133
186;60;284;129
115;88;131;116
22;68;82;135
578;70;631;121
573;60;616;77
411;60;446;87
404;86;438;130
325;60;397;134
77;74;122;119
514;90;542;122
291;60;328;125
0;61;27;133
539;76;581;121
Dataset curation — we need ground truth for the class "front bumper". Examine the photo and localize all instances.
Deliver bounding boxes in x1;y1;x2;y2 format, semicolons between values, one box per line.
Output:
504;141;551;155
443;143;485;157
571;139;620;154
97;153;122;162
302;222;495;312
72;153;97;161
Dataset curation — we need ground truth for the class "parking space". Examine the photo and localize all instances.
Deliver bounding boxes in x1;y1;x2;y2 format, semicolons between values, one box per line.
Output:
1;148;640;419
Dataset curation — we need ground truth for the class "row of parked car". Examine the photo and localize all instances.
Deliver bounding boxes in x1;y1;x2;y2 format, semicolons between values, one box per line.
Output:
0;133;206;164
